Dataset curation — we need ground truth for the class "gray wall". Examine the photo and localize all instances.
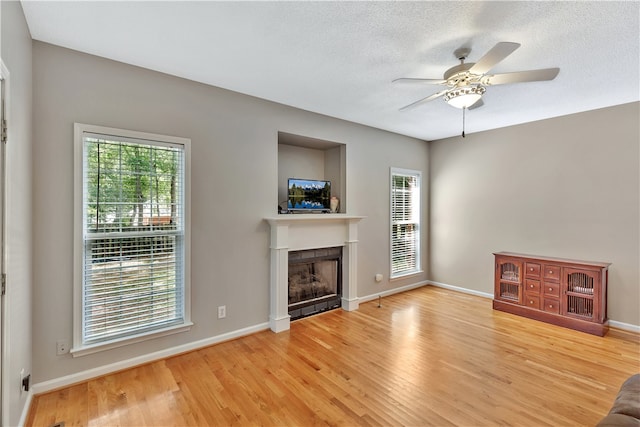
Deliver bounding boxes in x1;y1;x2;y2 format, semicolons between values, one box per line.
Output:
32;42;430;384
429;102;640;327
1;1;33;425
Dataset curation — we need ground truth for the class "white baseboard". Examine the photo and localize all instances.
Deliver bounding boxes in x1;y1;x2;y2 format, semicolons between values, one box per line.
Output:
32;283;430;396
358;280;430;304
26;281;428;396
609;320;640;333
29;283;428;396
30;282;640;397
428;280;494;299
17;391;33;427
428;280;640;333
32;322;270;395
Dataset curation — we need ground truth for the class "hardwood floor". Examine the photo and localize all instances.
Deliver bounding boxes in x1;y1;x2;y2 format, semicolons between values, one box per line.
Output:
27;286;639;426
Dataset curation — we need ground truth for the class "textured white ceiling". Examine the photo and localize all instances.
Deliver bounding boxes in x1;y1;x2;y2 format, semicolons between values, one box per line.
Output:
21;1;640;141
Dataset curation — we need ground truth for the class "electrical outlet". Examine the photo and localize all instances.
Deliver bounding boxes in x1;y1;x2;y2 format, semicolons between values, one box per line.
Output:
56;339;70;355
217;305;226;319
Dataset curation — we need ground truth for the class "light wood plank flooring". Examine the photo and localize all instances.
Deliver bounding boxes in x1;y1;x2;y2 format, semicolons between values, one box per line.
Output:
27;286;639;426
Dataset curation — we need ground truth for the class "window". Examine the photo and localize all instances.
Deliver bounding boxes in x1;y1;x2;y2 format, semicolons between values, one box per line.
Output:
390;168;421;278
73;124;191;355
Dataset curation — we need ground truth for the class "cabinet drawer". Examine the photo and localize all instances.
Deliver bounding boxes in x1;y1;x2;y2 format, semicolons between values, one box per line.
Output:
525;263;541;278
525;279;540;293
543;265;561;280
543;298;560;314
525;294;541;310
543;281;561;297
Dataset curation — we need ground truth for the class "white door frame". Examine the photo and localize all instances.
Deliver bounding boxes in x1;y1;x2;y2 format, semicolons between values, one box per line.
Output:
0;58;8;427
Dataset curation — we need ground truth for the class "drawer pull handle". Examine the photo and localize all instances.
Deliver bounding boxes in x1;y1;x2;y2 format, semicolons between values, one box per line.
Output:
549;304;553;308
530;301;534;304
549;288;553;291
530;268;534;271
549;270;553;274
530;284;534;288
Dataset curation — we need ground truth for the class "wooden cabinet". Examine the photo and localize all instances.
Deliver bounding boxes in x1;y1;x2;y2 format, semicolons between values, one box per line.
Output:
493;252;610;336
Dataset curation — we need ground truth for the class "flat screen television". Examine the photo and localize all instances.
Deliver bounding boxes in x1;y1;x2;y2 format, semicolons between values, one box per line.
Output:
287;178;331;212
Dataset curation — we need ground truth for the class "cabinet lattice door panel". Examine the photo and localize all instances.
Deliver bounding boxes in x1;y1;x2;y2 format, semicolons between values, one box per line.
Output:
493;252;610;336
563;267;602;322
495;259;522;304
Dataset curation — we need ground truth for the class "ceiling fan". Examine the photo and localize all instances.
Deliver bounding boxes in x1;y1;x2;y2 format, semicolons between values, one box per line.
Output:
394;42;560;112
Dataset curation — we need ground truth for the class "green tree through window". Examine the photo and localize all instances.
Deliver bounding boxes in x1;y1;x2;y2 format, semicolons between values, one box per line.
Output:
75;124;191;352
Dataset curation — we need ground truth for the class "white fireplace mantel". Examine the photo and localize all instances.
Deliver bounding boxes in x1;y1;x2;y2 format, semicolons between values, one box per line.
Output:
265;214;364;332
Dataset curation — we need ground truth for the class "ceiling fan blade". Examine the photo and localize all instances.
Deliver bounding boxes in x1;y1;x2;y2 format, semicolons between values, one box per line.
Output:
399;89;448;111
484;68;560;85
468;98;484;110
469;42;521;74
392;77;447;85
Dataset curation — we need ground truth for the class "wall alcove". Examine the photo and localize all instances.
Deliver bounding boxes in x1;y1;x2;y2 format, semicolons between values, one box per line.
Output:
277;131;347;214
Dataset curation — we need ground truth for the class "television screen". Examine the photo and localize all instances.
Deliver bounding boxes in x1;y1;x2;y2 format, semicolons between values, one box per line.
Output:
287;178;331;212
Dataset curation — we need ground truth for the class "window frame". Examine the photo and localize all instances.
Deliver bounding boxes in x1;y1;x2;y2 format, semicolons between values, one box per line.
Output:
390;167;422;279
72;123;192;357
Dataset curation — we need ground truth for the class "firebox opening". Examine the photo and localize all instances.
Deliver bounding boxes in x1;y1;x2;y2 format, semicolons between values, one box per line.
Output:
288;247;342;320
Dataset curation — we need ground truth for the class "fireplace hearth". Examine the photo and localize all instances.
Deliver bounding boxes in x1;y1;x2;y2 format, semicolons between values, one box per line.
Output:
288;247;342;320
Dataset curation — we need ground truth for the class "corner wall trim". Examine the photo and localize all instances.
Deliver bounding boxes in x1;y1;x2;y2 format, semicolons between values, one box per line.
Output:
31;322;270;395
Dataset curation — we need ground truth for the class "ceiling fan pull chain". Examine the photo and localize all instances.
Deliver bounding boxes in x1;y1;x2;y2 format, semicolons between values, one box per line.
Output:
462;107;466;138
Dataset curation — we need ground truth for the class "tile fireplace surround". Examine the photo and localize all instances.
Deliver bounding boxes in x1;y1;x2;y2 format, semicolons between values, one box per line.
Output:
265;214;364;332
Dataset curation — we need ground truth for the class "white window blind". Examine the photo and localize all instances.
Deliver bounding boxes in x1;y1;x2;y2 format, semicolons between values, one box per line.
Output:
77;126;189;348
391;168;421;277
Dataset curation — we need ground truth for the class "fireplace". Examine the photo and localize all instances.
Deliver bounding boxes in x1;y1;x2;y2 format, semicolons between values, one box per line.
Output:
288;247;342;320
266;214;364;332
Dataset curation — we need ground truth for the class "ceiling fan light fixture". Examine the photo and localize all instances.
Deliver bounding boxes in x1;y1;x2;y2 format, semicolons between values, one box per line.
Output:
443;85;486;109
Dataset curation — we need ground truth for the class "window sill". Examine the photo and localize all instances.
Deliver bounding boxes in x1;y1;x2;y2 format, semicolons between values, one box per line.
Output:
70;321;193;357
390;270;424;281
